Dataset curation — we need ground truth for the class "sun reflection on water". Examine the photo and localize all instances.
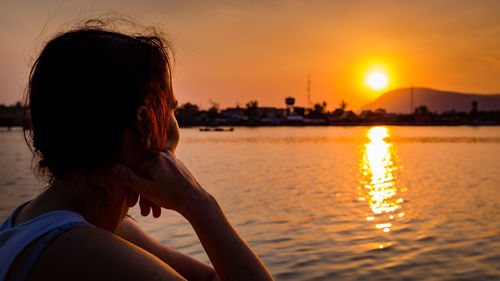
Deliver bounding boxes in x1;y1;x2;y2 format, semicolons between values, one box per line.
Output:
360;127;403;233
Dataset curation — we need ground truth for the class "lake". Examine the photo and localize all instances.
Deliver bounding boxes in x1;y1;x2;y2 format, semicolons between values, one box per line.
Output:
1;126;499;280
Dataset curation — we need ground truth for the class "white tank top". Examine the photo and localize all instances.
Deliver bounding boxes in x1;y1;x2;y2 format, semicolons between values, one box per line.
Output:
0;202;93;281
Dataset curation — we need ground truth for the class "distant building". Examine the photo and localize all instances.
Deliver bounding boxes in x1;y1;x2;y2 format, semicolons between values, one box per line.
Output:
256;107;285;125
293;107;306;117
327;108;344;123
340;110;358;122
220;107;246;122
257;107;286;119
286;115;304;123
303;118;325;125
359;110;372;120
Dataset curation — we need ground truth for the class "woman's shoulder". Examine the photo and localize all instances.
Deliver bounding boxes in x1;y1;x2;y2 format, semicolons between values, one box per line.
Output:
15;225;186;281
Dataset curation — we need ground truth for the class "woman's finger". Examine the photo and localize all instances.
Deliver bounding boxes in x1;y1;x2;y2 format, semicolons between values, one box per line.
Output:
127;189;139;207
139;196;152;217
152;204;161;218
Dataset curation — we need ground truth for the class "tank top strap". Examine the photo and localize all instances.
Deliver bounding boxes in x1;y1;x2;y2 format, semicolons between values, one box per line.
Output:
14;221;89;281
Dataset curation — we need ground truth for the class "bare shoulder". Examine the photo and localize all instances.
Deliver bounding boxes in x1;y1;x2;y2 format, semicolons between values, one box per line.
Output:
26;225;186;281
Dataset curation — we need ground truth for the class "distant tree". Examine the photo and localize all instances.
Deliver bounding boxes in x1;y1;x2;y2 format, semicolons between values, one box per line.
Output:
313;103;325;114
339;100;347;111
179;102;199;112
208;105;219;114
246;100;258;109
415;105;429;115
207;107;219;121
244;100;259;124
374;108;386;115
293;107;306;116
310;102;327;118
175;102;200;126
207;100;220;120
208;99;219;113
331;108;344;117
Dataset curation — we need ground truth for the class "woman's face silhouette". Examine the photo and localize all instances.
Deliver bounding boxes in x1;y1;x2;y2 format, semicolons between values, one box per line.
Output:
163;110;180;155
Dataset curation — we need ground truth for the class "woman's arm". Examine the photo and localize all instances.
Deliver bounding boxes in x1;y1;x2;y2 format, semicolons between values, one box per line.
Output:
116;217;219;281
112;151;274;281
183;193;274;281
19;225;188;281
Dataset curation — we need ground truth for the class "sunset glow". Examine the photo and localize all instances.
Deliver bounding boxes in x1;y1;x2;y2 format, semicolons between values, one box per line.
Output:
366;72;389;91
1;1;500;109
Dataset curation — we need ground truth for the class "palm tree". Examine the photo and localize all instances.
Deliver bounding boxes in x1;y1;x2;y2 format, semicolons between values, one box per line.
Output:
339;100;347;111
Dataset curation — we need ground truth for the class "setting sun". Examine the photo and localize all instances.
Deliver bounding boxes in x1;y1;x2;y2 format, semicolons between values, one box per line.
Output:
366;72;389;91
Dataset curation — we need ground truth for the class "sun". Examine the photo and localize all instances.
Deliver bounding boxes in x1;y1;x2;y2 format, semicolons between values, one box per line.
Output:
365;72;389;91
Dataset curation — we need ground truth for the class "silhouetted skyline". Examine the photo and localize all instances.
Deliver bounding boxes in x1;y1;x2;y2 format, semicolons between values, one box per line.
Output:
1;1;500;109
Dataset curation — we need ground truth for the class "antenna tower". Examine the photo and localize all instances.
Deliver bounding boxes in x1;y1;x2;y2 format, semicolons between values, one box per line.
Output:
410;84;414;114
307;73;311;108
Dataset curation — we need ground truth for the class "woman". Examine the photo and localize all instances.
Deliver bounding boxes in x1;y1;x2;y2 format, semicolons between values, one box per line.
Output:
0;23;274;281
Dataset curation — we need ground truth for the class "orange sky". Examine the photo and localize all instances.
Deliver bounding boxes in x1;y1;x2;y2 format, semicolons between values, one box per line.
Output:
1;0;500;110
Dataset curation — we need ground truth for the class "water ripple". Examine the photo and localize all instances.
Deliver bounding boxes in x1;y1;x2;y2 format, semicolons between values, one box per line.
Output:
1;127;500;280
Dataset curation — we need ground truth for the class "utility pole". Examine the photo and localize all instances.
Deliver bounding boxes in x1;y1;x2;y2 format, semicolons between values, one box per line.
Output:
307;73;311;108
410;84;414;114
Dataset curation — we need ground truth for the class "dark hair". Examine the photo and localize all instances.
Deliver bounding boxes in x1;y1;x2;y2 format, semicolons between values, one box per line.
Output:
24;24;175;182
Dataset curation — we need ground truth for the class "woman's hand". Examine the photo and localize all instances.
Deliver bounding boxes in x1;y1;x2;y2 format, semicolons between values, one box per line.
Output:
112;151;274;281
112;151;213;217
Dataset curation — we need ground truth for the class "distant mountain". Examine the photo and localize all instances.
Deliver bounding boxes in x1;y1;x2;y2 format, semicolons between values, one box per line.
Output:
361;87;500;114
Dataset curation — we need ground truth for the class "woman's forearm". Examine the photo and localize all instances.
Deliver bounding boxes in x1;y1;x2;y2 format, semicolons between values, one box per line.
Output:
116;218;218;281
183;195;274;281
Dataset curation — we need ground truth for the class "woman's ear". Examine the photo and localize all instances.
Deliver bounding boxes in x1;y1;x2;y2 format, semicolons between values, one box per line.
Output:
135;106;152;150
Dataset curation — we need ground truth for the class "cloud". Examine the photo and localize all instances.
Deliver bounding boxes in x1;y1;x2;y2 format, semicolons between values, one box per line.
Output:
483;55;500;70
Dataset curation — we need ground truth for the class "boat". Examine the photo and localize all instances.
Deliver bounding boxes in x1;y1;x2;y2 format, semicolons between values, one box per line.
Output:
199;127;234;132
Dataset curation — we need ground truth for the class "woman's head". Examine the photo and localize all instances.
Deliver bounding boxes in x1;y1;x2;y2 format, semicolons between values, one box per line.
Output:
26;24;177;182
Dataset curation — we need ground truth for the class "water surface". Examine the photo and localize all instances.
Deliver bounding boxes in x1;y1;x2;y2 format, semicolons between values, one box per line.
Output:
1;126;499;280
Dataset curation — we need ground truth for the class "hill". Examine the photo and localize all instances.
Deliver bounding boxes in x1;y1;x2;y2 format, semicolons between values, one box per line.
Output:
362;87;500;114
